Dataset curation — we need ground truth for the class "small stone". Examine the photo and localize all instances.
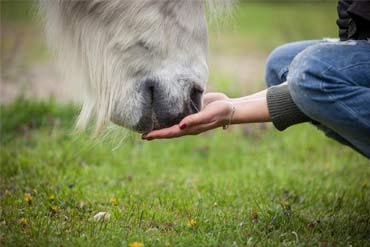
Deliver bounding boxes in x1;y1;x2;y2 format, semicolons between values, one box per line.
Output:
93;212;111;221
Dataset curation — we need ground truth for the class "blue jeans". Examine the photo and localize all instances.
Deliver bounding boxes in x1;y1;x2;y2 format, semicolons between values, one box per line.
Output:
265;39;370;158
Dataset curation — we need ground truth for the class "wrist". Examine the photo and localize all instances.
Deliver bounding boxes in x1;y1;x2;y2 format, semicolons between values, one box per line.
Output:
222;101;236;129
229;93;271;124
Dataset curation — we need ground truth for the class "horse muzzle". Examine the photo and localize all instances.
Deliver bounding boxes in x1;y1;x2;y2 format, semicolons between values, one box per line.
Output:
134;79;203;133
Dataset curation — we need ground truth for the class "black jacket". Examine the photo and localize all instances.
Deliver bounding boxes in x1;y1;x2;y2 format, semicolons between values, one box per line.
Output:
337;0;370;40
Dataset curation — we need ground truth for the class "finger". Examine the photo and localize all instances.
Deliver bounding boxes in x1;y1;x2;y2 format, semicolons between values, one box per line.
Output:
143;112;211;139
202;92;228;108
178;110;213;129
142;125;184;139
144;120;218;140
182;121;218;135
202;94;217;108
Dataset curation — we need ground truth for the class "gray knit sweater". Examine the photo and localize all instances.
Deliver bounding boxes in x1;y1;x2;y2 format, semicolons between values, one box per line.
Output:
266;83;310;131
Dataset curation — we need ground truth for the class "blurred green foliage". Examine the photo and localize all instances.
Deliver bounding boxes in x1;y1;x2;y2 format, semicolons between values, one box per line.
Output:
1;0;36;22
209;2;338;52
0;98;77;143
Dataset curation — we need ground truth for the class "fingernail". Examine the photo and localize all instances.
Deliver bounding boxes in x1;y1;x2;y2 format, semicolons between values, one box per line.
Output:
179;123;187;130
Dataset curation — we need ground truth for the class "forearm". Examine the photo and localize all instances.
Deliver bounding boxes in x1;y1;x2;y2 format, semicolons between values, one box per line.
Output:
229;90;271;124
228;83;311;130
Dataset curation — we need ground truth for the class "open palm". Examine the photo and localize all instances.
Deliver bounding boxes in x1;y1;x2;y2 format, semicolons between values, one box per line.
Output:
142;92;232;140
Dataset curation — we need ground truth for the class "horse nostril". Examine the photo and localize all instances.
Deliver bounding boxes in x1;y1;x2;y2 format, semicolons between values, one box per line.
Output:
142;79;157;106
148;85;154;105
190;86;203;113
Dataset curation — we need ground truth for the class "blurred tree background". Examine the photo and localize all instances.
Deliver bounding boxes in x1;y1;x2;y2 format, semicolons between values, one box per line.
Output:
1;0;338;102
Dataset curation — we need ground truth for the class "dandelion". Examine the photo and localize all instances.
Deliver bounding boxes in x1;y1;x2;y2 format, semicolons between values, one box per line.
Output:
187;219;197;227
50;205;58;214
24;193;33;205
110;197;118;206
19;217;28;226
48;194;56;201
129;241;144;247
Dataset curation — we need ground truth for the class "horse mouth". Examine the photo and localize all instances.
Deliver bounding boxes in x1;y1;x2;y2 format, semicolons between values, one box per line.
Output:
135;107;187;133
150;112;161;131
134;106;166;133
133;81;203;133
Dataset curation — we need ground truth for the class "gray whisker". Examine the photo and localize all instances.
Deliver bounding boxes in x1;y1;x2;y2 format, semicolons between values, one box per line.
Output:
191;99;200;113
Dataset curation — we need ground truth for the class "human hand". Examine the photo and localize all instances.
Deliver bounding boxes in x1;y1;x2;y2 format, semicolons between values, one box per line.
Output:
202;92;229;108
142;98;234;140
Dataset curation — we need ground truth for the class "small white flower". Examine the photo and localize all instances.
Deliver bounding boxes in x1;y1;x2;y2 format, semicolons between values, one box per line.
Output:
93;212;111;221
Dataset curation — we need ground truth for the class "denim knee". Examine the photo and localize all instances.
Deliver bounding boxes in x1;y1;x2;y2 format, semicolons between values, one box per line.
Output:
287;46;329;122
265;40;322;88
287;41;370;158
265;45;291;87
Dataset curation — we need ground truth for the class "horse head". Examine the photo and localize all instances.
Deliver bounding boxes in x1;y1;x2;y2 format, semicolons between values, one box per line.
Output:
40;0;229;133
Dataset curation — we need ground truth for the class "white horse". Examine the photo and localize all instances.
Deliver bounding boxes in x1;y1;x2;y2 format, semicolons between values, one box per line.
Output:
39;0;231;133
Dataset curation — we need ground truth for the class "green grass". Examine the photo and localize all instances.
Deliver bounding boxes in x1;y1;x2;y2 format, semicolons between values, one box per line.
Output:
1;99;369;247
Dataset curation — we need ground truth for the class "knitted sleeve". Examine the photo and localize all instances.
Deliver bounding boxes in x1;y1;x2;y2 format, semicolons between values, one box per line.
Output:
266;83;311;131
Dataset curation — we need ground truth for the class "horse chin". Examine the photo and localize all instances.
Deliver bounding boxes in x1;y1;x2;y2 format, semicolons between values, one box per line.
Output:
134;110;186;134
132;112;157;133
